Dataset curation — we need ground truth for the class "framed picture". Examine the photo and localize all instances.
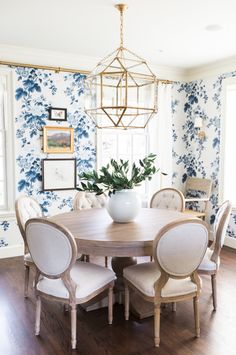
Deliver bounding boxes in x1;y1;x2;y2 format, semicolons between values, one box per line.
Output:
42;158;76;191
49;107;67;121
43;126;74;153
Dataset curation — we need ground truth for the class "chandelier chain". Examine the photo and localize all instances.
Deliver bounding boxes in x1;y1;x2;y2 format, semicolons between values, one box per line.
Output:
120;8;124;47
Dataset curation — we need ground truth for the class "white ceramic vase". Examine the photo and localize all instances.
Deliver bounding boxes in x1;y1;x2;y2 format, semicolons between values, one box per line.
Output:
106;189;141;223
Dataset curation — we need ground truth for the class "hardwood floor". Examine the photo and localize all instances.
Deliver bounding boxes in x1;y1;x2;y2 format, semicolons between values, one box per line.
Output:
0;247;236;355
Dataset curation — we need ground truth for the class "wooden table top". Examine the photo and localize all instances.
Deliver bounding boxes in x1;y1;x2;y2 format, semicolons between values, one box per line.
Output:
50;208;192;257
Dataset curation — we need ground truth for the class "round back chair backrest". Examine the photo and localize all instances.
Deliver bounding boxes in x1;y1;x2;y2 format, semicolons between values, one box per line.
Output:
214;200;232;249
150;188;185;212
25;219;77;278
15;196;42;241
154;219;208;278
73;191;107;210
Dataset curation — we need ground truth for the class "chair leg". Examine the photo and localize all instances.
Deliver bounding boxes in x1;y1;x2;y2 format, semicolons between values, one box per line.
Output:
172;302;177;312
124;283;130;321
24;265;30;298
211;274;217;311
154;302;161;347
35;296;41;335
86;255;90;262
193;296;200;338
108;286;113;325
71;304;77;349
105;256;108;268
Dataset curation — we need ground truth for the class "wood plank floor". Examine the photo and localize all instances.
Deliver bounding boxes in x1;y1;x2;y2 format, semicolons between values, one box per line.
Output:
0;247;236;355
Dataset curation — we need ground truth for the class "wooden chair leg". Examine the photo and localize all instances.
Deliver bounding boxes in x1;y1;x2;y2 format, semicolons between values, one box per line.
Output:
71;304;77;349
105;256;108;268
211;274;217;311
193;296;200;337
86;255;90;263
108;286;113;325
154;302;161;347
35;296;41;335
24;265;30;298
124;283;130;321
172;302;177;312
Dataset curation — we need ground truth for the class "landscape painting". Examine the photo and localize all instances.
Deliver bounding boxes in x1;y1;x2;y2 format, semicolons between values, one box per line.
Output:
43;126;74;153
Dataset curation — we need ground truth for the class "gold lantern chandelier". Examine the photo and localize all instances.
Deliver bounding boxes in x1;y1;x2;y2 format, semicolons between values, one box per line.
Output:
84;3;157;129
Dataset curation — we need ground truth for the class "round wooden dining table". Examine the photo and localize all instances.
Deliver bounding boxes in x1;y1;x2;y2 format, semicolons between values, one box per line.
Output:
50;207;193;318
50;207;192;257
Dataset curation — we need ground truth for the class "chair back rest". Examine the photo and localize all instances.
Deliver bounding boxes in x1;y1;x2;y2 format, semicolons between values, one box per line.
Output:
15;196;42;241
185;177;212;199
25;218;77;278
73;191;106;210
150;188;185;212
214;200;232;250
153;219;208;278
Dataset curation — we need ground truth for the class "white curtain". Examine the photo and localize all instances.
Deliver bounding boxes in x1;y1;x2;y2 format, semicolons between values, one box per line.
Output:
148;82;173;196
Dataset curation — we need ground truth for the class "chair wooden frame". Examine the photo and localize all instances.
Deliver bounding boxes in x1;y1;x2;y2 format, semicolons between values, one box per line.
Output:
198;200;232;310
25;218;115;350
124;219;209;347
15;196;42;298
183;177;212;219
150;187;185;212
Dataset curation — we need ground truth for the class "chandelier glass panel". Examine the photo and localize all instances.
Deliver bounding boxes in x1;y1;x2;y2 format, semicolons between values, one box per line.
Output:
84;4;157;129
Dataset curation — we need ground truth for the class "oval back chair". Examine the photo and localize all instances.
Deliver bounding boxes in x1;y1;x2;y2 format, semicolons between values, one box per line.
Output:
25;218;116;350
150;188;185;212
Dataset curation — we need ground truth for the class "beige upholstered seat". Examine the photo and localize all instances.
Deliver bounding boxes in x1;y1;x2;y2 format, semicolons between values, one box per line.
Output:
183;177;212;219
73;191;106;210
25;218;116;350
150;188;185;212
73;191;108;265
15;196;43;297
198;200;232;310
123;219;208;347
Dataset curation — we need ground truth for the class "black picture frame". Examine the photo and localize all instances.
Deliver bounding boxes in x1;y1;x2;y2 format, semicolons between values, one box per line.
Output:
49;107;67;121
42;158;76;191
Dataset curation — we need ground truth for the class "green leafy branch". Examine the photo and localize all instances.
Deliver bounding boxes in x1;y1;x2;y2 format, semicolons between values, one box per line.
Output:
77;153;165;196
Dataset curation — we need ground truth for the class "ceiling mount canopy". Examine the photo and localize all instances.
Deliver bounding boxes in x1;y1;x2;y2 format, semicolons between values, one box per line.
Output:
84;3;157;129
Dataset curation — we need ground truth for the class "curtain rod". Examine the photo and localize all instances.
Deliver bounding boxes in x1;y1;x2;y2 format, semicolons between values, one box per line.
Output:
0;60;173;84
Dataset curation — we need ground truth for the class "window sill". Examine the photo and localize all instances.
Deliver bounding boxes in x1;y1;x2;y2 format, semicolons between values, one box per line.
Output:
0;211;16;221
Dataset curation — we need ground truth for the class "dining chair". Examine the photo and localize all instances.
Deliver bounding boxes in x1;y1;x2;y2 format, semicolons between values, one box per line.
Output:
123;219;208;347
150;187;185;212
198;200;232;310
183;177;212;219
25;218;116;350
15;195;43;297
73;191;108;266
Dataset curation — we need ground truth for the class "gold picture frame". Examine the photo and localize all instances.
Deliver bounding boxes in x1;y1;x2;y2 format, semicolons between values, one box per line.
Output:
43;126;74;153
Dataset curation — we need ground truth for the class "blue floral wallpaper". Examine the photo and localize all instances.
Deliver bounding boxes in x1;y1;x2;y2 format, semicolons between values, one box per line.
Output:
172;72;236;237
1;65;236;253
0;66;96;249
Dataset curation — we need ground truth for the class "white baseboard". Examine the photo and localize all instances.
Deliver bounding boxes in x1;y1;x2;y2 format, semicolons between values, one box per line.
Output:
0;244;24;259
224;236;236;249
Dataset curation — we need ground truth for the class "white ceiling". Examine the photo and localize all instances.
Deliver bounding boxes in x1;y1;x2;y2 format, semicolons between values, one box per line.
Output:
1;0;236;69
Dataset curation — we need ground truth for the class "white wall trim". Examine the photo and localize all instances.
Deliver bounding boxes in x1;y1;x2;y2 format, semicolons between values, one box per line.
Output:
186;56;236;81
0;43;188;82
0;244;23;259
224;235;236;249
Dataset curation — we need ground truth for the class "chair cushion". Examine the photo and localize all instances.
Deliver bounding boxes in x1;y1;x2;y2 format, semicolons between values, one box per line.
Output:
24;253;33;263
124;262;198;298
198;248;218;272
37;262;116;300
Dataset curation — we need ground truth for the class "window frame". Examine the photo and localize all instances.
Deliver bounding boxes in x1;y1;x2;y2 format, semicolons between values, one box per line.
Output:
96;122;159;205
220;77;236;210
0;68;15;214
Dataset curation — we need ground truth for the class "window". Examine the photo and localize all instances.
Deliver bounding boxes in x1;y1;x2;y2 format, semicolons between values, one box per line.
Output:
97;129;149;201
221;78;236;207
0;70;14;212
